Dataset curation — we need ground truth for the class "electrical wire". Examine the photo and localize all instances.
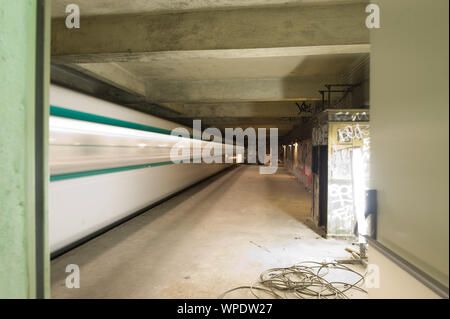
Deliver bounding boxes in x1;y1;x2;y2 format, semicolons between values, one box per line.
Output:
218;261;367;299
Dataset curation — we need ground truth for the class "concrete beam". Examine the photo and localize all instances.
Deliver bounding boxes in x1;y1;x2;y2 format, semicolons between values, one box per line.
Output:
218;126;295;136
52;45;370;64
178;102;308;118
175;117;300;125
70;63;146;96
52;3;369;59
51;65;191;125
180;117;299;136
51;0;370;18
146;76;340;103
216;125;295;136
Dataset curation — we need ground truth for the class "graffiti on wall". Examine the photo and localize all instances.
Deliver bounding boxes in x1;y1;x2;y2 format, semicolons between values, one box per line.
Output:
328;183;355;234
328;123;370;236
337;124;369;143
330;147;352;179
312;124;328;146
330;111;369;122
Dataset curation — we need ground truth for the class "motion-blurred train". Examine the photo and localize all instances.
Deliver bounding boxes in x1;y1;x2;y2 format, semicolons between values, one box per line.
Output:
49;85;241;256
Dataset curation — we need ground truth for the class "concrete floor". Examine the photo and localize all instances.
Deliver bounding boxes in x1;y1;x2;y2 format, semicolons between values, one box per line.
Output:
51;165;366;299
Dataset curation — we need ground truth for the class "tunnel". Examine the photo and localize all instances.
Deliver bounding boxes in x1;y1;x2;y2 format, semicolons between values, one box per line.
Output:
0;0;448;302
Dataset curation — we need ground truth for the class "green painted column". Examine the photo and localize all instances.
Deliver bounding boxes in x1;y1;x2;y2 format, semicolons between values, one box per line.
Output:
0;0;50;298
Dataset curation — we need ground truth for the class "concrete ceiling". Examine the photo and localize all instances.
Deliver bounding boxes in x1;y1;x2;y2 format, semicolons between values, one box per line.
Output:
51;0;370;138
113;53;367;81
52;0;368;17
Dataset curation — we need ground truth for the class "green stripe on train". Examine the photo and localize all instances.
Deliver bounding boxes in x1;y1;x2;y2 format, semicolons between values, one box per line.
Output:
50;105;188;137
50;161;176;182
50;156;224;182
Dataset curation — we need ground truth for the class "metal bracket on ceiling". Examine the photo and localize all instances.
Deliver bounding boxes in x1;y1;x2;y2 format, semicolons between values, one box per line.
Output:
293;83;360;126
318;83;361;111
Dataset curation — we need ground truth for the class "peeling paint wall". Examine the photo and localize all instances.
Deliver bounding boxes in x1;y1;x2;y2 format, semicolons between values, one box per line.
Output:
0;0;37;298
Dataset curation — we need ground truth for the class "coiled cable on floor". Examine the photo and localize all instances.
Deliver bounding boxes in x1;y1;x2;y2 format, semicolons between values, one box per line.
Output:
218;261;367;299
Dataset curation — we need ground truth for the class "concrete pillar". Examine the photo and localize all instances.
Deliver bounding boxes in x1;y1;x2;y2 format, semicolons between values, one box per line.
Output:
0;0;50;298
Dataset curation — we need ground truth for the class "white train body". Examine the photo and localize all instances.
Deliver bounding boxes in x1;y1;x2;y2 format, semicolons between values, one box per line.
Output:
49;85;239;254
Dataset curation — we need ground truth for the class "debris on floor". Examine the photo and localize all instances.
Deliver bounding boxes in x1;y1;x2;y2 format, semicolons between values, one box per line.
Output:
219;260;367;299
249;241;272;253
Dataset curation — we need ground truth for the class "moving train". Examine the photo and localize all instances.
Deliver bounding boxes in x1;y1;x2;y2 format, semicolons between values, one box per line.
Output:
49;85;241;255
